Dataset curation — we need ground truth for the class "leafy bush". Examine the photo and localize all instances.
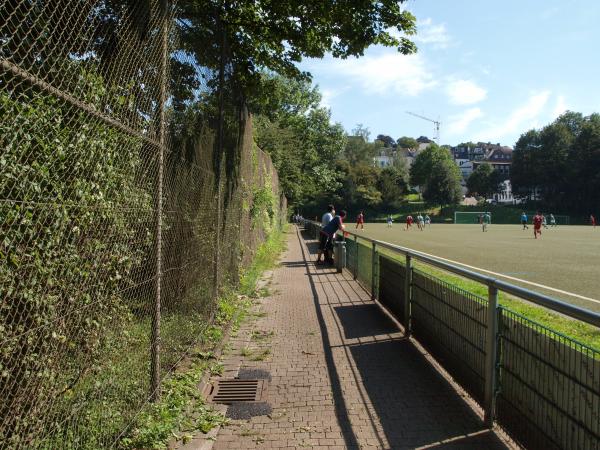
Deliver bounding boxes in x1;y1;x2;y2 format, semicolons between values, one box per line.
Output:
0;84;153;446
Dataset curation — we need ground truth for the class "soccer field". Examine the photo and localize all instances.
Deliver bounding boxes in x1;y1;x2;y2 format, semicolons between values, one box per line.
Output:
352;223;600;313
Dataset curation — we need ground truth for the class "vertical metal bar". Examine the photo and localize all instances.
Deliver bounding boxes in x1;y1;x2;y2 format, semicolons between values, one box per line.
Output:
353;235;358;280
150;0;169;402
212;12;226;301
371;241;377;300
404;253;412;336
484;284;499;426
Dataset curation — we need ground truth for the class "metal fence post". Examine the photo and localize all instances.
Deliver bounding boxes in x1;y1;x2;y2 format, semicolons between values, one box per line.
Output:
371;241;377;300
335;240;345;273
404;253;412;336
150;0;169;402
353;235;358;280
484;284;499;426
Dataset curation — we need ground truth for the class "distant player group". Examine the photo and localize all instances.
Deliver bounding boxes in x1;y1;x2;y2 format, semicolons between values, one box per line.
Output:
310;205;597;262
401;213;431;231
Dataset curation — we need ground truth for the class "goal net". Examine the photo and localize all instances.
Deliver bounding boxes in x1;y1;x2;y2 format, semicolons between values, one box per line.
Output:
549;214;570;225
454;211;492;224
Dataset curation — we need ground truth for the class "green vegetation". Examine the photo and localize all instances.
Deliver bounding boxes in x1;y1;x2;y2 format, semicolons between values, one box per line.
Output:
178;1;417;87
467;163;503;198
0;81;154;448
370;244;600;350
512;111;600;215
414;263;600;351
120;225;288;449
239;225;288;296
410;144;463;206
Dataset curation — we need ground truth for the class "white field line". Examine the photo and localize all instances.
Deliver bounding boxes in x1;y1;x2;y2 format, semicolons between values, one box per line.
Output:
410;248;600;306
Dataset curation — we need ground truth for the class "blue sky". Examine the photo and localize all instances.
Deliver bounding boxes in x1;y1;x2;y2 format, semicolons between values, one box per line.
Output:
300;0;600;147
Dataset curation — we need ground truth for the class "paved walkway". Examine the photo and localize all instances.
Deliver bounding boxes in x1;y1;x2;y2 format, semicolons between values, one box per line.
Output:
213;226;513;449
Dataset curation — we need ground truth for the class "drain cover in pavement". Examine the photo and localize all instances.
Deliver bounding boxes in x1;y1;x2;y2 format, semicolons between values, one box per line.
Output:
208;379;267;404
226;401;273;420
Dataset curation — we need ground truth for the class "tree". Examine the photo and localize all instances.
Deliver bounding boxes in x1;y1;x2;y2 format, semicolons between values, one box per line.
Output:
467;163;501;198
352;123;371;142
176;0;417;88
423;159;463;205
343;135;378;165
376;134;396;148
397;136;418;150
511;111;600;213
410;144;462;205
378;166;408;207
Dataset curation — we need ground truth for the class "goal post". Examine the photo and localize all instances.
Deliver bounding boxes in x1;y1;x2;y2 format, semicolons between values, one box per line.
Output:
551;215;570;225
454;211;492;224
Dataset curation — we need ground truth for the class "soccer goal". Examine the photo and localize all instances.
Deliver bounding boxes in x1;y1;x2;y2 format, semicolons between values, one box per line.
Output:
454;211;491;224
551;215;570;225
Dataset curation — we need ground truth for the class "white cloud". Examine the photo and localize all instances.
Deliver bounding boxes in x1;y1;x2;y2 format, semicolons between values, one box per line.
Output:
414;18;452;49
446;108;484;135
319;86;348;109
446;80;487;105
552;95;569;118
472;91;551;142
315;52;437;96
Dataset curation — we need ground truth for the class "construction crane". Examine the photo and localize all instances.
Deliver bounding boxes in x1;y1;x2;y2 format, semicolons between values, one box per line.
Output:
406;111;440;144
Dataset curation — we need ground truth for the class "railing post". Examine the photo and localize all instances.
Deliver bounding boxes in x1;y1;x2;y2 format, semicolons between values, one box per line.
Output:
371;241;377;300
335;240;346;273
404;253;412;336
484;284;499;427
353;235;358;280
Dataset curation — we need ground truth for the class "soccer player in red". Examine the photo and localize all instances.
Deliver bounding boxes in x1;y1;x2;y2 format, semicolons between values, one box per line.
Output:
356;211;365;230
405;215;414;230
591;214;596;228
533;211;543;239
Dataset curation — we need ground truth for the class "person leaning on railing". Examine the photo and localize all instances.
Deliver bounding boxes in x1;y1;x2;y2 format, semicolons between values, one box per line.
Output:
317;210;347;265
316;204;335;263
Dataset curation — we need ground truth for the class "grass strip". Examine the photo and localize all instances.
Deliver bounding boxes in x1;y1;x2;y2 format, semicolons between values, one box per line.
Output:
374;245;600;351
120;226;288;449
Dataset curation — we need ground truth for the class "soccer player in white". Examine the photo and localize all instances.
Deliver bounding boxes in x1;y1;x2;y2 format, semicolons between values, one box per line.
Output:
417;213;425;231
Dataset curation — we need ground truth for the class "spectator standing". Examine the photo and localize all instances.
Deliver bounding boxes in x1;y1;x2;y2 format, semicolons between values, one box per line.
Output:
318;210;347;265
316;205;335;263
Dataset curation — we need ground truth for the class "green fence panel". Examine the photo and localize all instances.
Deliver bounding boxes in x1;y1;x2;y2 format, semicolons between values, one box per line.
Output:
356;241;373;292
497;308;600;450
378;255;406;324
411;269;488;404
345;238;358;276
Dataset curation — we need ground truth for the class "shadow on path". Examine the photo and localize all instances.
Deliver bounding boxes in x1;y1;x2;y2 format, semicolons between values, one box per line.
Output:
296;227;361;449
296;226;509;449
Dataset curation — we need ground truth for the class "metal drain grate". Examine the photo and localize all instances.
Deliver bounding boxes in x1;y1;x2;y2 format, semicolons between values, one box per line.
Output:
208;379;267;404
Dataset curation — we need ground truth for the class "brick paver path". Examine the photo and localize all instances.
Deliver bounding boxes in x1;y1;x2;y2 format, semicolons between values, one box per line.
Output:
213;226;513;449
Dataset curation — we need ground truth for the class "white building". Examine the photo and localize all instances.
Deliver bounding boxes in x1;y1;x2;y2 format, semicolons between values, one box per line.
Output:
492;180;518;204
373;155;394;168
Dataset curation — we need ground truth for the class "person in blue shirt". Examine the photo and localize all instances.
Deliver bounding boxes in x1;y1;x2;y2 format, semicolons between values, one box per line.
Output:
521;212;528;230
317;210;347;265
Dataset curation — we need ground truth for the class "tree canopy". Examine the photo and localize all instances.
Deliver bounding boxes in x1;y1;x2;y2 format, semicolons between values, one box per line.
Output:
397;136;418;150
410;144;462;205
467;163;502;197
511;111;600;213
176;0;417;88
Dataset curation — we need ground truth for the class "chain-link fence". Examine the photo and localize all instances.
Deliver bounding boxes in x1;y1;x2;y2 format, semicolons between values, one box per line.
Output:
1;1;285;448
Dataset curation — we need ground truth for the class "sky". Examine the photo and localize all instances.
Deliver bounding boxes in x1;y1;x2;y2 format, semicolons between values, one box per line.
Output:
300;0;600;148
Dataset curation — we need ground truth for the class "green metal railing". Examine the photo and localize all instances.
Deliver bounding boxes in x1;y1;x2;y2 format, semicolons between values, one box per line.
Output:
304;220;600;450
